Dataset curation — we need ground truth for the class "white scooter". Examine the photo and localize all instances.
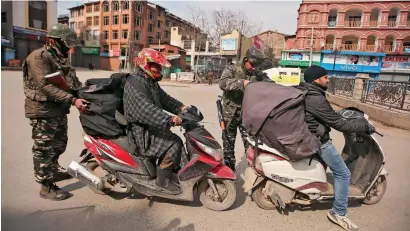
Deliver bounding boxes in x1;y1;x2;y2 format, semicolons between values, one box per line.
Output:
242;107;388;210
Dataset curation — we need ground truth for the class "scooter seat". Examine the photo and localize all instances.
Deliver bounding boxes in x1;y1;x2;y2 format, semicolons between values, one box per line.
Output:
246;137;290;160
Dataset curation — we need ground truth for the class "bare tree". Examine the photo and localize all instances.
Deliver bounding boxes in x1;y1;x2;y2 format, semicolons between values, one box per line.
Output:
186;5;209;50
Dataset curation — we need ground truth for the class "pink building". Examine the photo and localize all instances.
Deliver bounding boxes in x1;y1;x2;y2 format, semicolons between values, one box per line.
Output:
293;0;410;54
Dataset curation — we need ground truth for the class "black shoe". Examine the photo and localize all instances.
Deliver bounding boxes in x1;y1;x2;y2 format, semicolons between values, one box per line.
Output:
155;167;181;195
40;183;71;201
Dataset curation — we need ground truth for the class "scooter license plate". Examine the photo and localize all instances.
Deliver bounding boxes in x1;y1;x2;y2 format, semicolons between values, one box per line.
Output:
242;167;258;192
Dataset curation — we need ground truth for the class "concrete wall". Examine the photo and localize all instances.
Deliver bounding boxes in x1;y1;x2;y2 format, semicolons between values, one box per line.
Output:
327;94;410;130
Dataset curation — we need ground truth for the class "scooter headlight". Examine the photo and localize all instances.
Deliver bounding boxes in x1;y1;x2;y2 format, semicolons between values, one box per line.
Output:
196;142;223;162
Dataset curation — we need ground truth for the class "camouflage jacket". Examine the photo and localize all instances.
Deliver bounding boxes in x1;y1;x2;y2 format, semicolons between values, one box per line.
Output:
219;63;257;120
23;46;82;118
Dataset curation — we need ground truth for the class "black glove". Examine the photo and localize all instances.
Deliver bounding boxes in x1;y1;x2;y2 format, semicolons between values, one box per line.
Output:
255;70;270;82
366;123;376;135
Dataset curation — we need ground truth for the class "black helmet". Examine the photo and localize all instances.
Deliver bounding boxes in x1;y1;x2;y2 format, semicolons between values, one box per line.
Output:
245;47;265;65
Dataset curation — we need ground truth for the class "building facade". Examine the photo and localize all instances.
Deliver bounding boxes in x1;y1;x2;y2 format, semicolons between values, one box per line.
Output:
58;14;69;25
257;30;288;60
289;0;410;80
68;0;199;70
1;0;57;66
294;0;410;53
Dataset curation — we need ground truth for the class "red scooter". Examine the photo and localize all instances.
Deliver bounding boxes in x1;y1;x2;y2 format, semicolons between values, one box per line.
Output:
68;106;237;211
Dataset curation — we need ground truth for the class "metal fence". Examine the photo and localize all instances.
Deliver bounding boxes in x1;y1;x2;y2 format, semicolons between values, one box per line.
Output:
361;80;410;111
328;77;356;98
328;77;410;112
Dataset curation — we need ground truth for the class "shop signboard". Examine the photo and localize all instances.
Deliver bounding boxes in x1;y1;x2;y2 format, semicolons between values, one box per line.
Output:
221;38;237;51
82;47;99;55
381;56;410;72
280;52;320;67
321;53;382;73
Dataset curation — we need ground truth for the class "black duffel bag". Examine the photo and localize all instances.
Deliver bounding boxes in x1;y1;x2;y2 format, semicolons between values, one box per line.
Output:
77;73;130;139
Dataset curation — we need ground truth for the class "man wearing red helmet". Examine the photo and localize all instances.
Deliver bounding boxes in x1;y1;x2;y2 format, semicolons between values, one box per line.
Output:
123;48;189;194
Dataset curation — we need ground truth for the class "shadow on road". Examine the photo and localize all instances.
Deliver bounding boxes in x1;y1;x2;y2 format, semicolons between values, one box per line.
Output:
61;181;86;192
158;218;195;231
228;154;249;211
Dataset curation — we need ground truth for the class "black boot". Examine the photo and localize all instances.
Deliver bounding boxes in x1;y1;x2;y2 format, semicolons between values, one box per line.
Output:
155;167;181;195
224;154;236;172
52;160;72;182
40;183;71;201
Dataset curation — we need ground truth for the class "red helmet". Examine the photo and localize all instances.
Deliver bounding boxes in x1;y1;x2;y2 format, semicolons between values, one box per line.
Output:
134;48;171;79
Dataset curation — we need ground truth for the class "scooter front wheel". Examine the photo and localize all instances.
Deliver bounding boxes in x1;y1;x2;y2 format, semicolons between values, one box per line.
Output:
198;179;236;211
363;175;387;205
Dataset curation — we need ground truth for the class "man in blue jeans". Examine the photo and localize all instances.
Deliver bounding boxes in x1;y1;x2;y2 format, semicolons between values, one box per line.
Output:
298;65;375;231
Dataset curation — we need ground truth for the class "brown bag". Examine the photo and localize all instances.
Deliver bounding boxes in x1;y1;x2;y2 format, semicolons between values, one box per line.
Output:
242;82;321;161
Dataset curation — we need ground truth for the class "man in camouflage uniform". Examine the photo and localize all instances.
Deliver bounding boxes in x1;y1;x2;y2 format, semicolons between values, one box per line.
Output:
23;23;89;200
219;47;270;171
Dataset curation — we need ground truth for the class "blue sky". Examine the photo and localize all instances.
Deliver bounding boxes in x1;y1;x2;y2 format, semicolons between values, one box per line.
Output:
58;1;301;35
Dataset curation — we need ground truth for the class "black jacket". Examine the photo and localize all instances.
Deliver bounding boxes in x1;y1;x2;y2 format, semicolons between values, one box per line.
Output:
298;82;369;143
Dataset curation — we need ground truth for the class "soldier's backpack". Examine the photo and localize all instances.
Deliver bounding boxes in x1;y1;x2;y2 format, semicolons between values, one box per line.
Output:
241;81;321;161
76;73;132;139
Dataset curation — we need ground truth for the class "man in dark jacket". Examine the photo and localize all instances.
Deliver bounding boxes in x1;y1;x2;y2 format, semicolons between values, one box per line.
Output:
123;48;188;194
299;65;374;231
24;24;89;201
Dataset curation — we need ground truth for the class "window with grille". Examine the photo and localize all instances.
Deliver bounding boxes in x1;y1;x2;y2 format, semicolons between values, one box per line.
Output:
136;3;143;13
148;24;153;32
94;4;99;12
166;20;170;27
122;30;128;39
103;2;109;12
156;32;161;40
148;36;154;43
104;16;109;25
113;15;119;25
86;17;92;26
86;5;92;12
28;1;47;30
123;15;129;24
112;1;119;11
149;11;154;20
134;31;140;40
122;0;129;10
70;22;75;29
112;30;118;39
94;16;99;26
86;30;92;40
164;30;169;38
157;21;161;28
103;31;109;40
135;17;142;27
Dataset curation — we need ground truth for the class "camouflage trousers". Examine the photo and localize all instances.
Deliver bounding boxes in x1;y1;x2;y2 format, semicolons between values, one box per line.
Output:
222;108;249;170
29;116;68;184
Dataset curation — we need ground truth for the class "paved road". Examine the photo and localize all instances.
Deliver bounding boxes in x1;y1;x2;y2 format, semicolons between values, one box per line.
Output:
2;70;410;231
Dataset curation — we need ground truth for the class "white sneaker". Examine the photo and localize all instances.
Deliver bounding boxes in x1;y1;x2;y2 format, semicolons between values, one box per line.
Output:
327;210;359;231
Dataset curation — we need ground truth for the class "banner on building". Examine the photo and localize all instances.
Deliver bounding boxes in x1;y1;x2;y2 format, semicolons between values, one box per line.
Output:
221;38;237;51
381;56;410;72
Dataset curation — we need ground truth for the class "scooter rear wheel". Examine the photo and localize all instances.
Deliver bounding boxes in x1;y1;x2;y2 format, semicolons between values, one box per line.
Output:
363;175;387;205
198;179;236;211
253;181;276;210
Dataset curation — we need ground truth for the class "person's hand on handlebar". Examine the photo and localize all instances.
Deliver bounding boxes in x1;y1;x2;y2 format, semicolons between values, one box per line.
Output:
172;116;183;126
366;123;376;135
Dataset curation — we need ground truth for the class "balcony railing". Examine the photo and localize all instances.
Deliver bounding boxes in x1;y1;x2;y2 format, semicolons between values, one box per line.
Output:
369;21;378;27
325;44;334;50
387;21;397;27
340;44;359;51
384;45;393;52
344;20;361;27
363;45;376;52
